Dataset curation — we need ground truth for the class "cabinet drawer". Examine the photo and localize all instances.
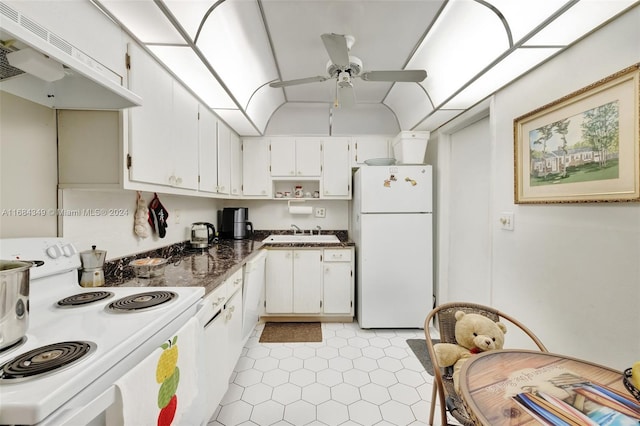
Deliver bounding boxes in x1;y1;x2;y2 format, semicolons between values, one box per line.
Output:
199;282;227;322
324;249;352;262
227;268;243;298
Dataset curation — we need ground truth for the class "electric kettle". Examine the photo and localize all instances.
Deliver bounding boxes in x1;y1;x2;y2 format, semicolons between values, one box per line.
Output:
190;222;216;249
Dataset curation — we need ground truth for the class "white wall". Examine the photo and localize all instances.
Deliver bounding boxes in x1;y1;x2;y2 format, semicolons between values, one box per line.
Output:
0;92;58;237
59;189;222;260
222;200;349;232
436;6;640;369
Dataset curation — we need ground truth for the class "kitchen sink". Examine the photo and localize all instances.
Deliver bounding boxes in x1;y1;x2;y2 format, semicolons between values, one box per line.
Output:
262;234;340;244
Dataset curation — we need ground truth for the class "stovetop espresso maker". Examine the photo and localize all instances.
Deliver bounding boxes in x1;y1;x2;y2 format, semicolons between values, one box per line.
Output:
79;245;106;287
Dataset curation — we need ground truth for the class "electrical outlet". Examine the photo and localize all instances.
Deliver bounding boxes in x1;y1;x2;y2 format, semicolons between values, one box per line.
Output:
499;212;514;231
174;209;181;224
315;207;326;218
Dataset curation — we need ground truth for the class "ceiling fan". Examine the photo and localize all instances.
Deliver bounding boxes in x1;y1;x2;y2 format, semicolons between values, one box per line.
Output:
269;33;427;107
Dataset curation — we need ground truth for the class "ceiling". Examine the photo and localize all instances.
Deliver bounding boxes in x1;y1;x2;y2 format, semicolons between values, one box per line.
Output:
92;0;638;136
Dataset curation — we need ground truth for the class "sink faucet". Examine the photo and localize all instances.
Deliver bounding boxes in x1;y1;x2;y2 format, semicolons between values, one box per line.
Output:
315;226;322;235
291;224;301;235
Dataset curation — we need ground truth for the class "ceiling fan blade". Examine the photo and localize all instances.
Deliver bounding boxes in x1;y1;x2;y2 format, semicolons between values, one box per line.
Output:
269;76;329;88
321;33;350;67
360;70;427;82
337;84;356;108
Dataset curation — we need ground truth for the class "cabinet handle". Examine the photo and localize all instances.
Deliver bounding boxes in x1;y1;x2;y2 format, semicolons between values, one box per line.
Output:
229;305;236;313
176;177;183;185
212;296;225;307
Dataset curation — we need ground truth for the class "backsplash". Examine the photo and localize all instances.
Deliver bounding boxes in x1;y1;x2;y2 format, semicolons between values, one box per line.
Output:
103;241;190;282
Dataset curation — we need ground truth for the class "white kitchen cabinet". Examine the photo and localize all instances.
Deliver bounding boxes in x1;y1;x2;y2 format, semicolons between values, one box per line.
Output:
323;248;354;315
322;137;351;198
264;249;322;314
230;132;242;197
197;267;243;423
351;136;393;166
225;284;244;374
242;138;271;197
127;43;198;190
198;107;219;193
216;122;231;195
270;137;322;177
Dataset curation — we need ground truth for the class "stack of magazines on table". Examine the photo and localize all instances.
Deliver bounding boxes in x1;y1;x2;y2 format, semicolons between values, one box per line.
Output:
513;373;640;426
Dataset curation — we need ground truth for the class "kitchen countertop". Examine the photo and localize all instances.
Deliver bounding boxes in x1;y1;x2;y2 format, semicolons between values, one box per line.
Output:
106;231;353;296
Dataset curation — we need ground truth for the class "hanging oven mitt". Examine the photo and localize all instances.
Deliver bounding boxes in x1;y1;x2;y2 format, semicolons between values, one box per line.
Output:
148;193;169;238
134;192;150;239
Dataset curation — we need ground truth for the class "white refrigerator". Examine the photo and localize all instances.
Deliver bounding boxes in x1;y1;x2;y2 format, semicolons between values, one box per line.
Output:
352;165;433;328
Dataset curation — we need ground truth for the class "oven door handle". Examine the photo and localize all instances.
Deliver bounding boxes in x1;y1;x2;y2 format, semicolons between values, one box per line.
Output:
43;386;118;426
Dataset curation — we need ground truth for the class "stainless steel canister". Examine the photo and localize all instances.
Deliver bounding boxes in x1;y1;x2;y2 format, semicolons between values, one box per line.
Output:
0;260;31;350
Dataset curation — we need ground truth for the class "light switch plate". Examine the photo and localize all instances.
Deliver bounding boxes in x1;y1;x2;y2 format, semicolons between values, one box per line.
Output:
499;212;514;231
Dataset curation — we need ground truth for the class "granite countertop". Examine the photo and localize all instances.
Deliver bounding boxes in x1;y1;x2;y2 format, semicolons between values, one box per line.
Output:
106;230;352;296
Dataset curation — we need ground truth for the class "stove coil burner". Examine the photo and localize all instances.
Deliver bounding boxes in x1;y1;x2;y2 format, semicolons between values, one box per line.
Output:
56;291;114;307
107;291;177;312
0;341;95;382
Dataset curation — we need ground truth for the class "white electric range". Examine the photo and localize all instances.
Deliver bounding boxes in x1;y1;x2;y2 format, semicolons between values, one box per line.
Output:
0;238;204;425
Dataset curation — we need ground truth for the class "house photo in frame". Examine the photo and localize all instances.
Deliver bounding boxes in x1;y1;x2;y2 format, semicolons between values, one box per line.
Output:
514;63;640;204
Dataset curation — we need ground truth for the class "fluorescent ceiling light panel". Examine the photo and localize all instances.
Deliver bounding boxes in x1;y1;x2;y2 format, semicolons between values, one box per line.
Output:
6;48;65;81
148;45;235;109
487;0;573;43
195;0;279;107
246;85;285;134
214;109;260;136
164;0;214;41
441;47;561;110
384;83;433;131
413;109;466;132
524;0;638;46
409;0;510;107
97;0;184;44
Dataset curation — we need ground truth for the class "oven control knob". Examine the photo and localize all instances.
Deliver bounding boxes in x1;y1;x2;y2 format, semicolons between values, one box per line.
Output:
62;244;77;257
46;244;63;259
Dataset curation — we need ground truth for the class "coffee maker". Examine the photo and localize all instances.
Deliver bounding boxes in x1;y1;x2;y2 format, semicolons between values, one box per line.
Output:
220;207;253;240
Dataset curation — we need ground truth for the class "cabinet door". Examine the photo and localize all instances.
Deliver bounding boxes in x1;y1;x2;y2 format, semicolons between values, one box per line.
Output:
295;138;322;176
217;122;231;195
202;309;227;421
242;138;271;197
128;43;173;186
323;137;351;198
198;107;218;193
265;250;293;313
225;289;244;374
323;265;353;314
352;136;391;166
293;250;323;313
270;137;296;176
170;82;199;189
229;132;242;196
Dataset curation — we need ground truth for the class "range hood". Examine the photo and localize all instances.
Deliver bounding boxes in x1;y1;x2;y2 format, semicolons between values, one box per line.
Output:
0;1;141;110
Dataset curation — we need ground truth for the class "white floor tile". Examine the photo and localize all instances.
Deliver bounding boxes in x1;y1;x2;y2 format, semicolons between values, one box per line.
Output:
210;322;442;426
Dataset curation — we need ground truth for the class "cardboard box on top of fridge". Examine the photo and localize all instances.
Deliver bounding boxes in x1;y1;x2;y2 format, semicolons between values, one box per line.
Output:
392;131;430;164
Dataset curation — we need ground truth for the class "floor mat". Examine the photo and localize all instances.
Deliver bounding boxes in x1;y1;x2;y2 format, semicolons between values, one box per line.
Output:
406;338;439;376
259;322;322;343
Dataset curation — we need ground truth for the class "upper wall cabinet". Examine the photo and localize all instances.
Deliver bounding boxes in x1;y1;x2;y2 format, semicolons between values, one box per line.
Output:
270;137;322;177
127;43;198;190
351;136;393;167
198;107;219;194
242;138;271;198
229;132;242;197
323;137;351;199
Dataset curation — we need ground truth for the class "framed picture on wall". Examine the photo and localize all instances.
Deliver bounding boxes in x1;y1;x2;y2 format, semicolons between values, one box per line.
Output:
514;63;640;204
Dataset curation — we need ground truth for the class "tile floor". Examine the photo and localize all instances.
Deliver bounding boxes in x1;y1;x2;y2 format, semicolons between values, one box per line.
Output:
208;321;459;426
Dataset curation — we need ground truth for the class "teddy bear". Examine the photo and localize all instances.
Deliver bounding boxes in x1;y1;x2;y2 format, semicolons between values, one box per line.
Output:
433;310;507;393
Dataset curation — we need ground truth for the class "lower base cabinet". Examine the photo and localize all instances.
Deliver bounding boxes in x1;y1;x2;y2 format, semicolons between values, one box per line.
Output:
198;269;243;423
264;247;354;318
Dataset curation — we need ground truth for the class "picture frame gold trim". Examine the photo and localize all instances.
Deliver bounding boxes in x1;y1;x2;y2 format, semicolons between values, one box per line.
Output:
514;64;640;204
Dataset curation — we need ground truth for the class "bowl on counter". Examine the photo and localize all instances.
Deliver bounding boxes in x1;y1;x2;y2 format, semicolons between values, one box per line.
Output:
129;257;168;278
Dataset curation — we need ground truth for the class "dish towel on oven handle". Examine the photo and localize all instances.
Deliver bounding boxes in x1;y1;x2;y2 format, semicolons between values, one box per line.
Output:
107;317;201;426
